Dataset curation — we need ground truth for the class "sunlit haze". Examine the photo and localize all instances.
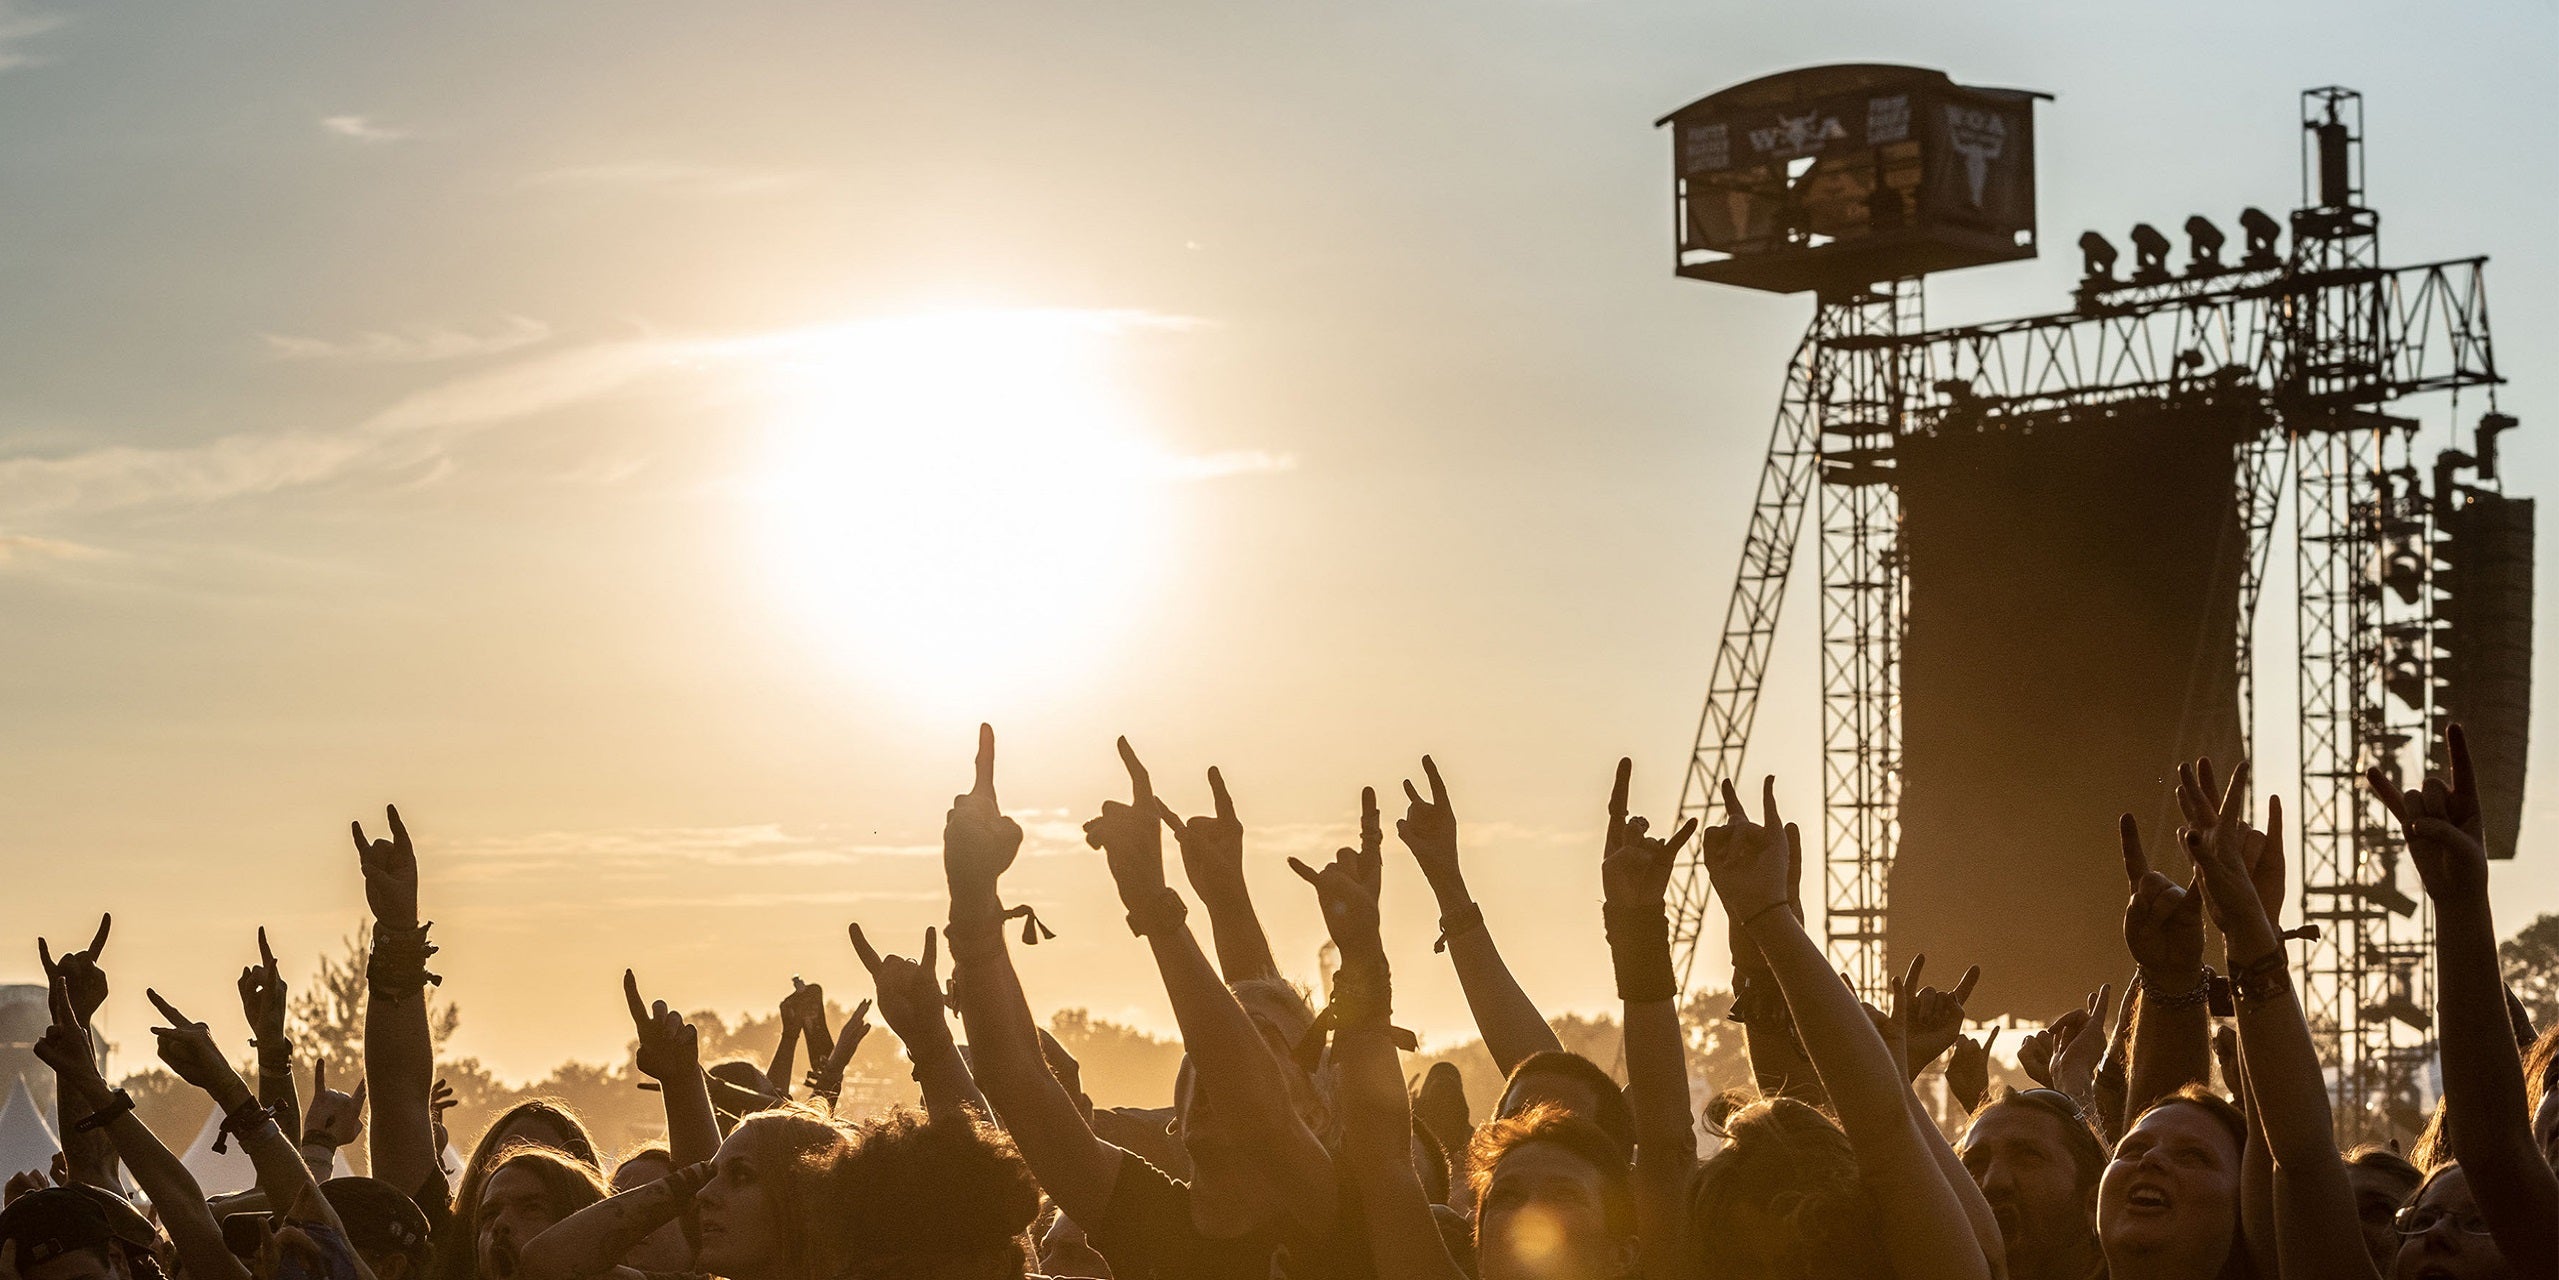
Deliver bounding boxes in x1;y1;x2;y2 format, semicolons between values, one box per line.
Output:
0;1;2552;1086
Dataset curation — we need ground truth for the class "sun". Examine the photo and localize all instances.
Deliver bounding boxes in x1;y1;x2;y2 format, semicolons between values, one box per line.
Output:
747;308;1174;710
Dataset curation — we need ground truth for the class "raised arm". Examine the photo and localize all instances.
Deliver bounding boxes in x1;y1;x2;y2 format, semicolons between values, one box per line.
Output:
1597;759;1703;1280
298;1059;366;1185
1396;755;1562;1073
941;725;1124;1223
800;1000;871;1114
516;1163;708;1280
1702;778;1993;1280
238;928;304;1151
2372;727;2559;1276
2118;814;2214;1120
37;916;118;1189
34;978;248;1280
144;990;352;1245
1086;740;1336;1227
1731;824;1829;1106
851;926;988;1123
355;806;439;1198
1157;766;1281;984
764;990;803;1102
2177;760;2377;1280
624;971;719;1169
1872;960;2008;1273
1289;844;1465;1280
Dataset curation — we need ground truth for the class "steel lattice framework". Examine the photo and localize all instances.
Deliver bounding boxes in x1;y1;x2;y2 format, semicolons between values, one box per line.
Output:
1667;89;2505;1134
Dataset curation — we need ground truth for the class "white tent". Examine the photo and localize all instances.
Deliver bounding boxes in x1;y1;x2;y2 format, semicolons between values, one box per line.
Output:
0;1076;60;1178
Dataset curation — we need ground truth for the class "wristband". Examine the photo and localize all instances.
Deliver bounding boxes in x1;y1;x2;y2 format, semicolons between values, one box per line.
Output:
949;901;1055;948
1603;904;1678;1003
1123;888;1189;939
367;921;443;997
2138;966;2214;1010
1432;903;1485;954
2228;949;2293;1005
213;1098;276;1154
74;1090;134;1133
1293;963;1415;1072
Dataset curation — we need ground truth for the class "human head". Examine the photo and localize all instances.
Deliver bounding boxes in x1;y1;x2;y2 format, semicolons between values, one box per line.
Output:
0;1188;130;1280
1958;1088;2106;1280
2389;1162;2513;1280
605;1147;690;1272
321;1178;434;1280
1495;1052;1635;1160
2343;1146;2422;1274
2525;1023;2559;1167
1171;1054;1274;1237
2098;1087;2247;1277
475;1146;607;1280
830;1109;1041;1280
1230;977;1340;1148
1688;1096;1885;1279
706;1062;786;1134
694;1108;853;1280
65;1186;163;1280
1467;1104;1634;1280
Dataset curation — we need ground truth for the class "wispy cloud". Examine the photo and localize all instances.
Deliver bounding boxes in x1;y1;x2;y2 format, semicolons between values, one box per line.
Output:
0;532;101;564
261;316;552;365
319;114;410;144
1166;449;1294;480
0;337;697;517
0;3;67;72
526;161;815;199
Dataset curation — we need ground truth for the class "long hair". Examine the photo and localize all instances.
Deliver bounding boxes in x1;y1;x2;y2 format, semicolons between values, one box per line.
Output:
829;1109;1040;1280
1688;1096;1888;1280
433;1100;600;1280
722;1107;859;1280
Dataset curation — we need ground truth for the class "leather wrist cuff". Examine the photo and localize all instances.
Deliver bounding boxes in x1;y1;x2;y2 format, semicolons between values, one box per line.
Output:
1603;904;1677;1002
1124;888;1189;939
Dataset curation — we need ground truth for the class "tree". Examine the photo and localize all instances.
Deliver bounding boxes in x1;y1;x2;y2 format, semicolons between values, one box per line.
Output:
1046;1009;1183;1109
285;924;459;1077
2502;911;2559;1033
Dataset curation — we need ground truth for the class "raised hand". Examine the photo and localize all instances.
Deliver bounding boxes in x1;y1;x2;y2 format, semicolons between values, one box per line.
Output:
2119;815;2204;980
1863;955;1929;1076
807;999;872;1097
1414;1061;1473;1153
32;976;110;1112
37;915;112;1025
237;927;287;1041
1084;738;1170;909
430;1078;457;1152
1903;964;1982;1077
1700;777;1790;924
351;805;419;928
1599;758;1701;912
1395;756;1464;905
623;972;701;1083
2368;723;2489;902
2050;983;2114;1103
850;925;946;1047
944;724;1025;904
145;991;243;1101
301;1059;366;1149
1290;839;1385;967
1946;1027;1998;1114
1155;766;1247;898
781;977;827;1037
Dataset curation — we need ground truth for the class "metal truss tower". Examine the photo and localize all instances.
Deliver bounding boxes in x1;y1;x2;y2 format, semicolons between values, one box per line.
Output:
1666;86;2508;1135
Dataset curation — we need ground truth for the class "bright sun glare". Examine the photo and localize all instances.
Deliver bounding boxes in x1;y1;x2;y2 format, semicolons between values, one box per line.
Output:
751;308;1173;709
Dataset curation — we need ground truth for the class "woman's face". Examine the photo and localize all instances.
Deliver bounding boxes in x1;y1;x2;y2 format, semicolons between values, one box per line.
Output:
693;1127;793;1280
476;1166;565;1280
1474;1141;1630;1280
2390;1166;2514;1280
2348;1163;2421;1276
609;1154;692;1272
2097;1104;2242;1273
1173;1058;1276;1239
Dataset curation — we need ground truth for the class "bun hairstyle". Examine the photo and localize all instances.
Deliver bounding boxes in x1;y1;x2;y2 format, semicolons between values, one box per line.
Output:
1688;1096;1889;1280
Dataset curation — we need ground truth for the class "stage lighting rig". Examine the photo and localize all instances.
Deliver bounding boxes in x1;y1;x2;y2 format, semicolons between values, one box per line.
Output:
2077;230;2117;285
2128;222;2173;283
2185;215;2225;273
2238;206;2283;268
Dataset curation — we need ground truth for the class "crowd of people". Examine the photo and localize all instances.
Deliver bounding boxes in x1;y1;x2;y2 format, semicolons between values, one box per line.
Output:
2;721;2554;1280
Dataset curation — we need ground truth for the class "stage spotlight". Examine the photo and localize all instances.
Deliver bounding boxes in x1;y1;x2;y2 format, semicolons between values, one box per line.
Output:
2238;206;2282;269
2077;230;2117;284
2128;223;2172;284
2184;215;2225;273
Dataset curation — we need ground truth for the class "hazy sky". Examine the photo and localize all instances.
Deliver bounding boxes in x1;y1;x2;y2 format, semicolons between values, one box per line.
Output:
1;0;2554;1083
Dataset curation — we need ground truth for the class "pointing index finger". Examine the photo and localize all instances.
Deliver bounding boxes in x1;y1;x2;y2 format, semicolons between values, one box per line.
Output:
623;970;649;1025
385;804;409;851
2119;814;2149;884
257;927;275;972
1422;755;1447;808
144;989;191;1029
1117;736;1153;806
87;915;110;959
1951;965;1980;1005
1208;766;1233;822
921;927;938;974
1608;758;1631;824
974;723;998;802
848;924;883;975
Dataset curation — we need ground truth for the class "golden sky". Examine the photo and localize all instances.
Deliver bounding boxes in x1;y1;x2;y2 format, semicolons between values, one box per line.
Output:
0;0;2554;1082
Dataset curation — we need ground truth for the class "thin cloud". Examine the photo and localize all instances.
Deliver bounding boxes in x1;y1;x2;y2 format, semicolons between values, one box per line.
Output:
319;114;410;144
0;3;66;72
526;161;816;198
0;532;101;564
261;316;552;364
